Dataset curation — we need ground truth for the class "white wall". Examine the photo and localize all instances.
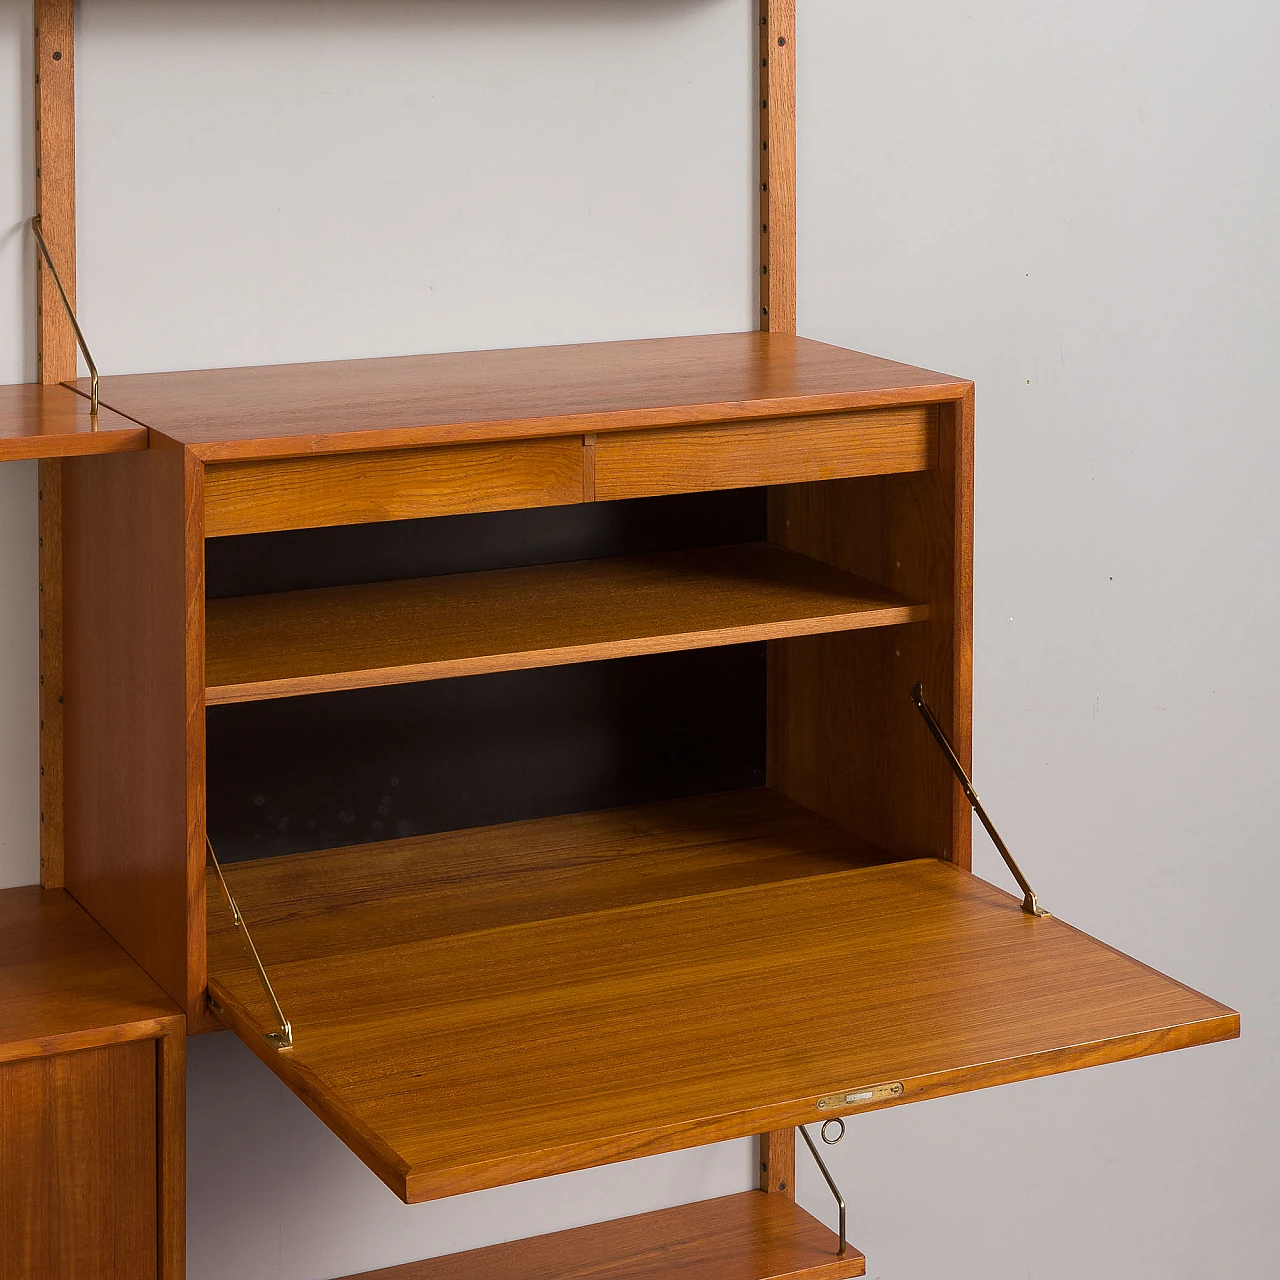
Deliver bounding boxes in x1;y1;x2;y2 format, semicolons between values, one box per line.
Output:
0;1;1273;1276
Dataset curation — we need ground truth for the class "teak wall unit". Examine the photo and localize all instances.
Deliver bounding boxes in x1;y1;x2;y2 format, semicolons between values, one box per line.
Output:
0;3;1238;1277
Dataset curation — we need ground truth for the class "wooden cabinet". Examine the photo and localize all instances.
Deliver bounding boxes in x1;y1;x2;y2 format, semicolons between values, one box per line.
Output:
0;329;1238;1277
2;5;1239;1277
0;888;185;1280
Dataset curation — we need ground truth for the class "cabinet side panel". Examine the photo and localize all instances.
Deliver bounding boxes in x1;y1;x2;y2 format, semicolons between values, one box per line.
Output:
0;1041;157;1280
63;439;206;1018
768;394;973;863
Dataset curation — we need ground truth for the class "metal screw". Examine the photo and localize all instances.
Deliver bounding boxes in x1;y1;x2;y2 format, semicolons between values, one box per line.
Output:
52;50;62;61
778;36;787;46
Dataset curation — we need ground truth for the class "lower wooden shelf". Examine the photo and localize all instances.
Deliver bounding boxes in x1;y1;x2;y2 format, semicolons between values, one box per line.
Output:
338;1192;864;1280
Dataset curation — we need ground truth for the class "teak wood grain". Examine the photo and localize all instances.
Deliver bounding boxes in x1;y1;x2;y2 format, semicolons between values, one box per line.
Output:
206;792;895;954
63;436;208;1023
206;791;1237;1204
0;383;146;461
33;0;77;389
769;388;974;865
204;435;586;537
0;884;186;1280
339;1192;863;1280
760;1127;796;1199
594;406;936;501
205;543;928;704
0;886;184;1063
33;0;88;894
760;0;797;335
0;1041;156;1280
82;333;968;462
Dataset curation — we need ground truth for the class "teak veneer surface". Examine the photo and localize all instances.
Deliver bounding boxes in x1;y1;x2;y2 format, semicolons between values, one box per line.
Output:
340;1191;864;1280
83;333;969;461
0;383;145;460
0;886;184;1063
205;543;928;704
208;792;896;948
206;790;1237;1203
0;1040;157;1280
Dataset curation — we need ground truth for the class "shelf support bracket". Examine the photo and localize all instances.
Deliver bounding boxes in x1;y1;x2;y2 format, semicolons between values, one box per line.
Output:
798;1122;848;1257
911;682;1050;918
205;835;294;1050
29;214;99;420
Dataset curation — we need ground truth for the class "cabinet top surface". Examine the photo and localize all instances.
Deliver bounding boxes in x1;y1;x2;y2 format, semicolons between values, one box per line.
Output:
0;886;183;1061
77;332;969;463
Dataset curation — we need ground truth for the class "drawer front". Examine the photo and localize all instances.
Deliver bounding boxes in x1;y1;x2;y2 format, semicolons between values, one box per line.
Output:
0;1041;157;1280
204;437;586;537
593;405;937;501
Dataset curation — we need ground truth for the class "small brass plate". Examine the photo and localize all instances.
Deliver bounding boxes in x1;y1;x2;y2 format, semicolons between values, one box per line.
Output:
816;1081;904;1111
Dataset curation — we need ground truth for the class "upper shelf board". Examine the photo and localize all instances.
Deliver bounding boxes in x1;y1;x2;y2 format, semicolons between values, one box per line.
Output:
207;789;1237;1204
0;383;147;462
78;333;970;463
205;542;929;704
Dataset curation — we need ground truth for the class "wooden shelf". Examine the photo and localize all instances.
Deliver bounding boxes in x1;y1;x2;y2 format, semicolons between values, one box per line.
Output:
206;543;928;704
0;384;146;461
206;788;1237;1204
0;886;184;1063
339;1192;864;1280
83;332;969;462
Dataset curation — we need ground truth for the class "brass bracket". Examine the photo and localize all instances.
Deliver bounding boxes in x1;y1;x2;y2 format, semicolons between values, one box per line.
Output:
29;214;99;420
798;1123;848;1257
205;835;294;1050
911;683;1050;918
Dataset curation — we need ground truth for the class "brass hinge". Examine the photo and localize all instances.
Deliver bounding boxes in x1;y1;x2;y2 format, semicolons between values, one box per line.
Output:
912;683;1050;918
30;214;99;420
205;835;294;1050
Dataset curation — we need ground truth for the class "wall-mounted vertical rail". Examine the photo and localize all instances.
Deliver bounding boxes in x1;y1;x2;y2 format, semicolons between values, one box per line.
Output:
760;1125;796;1199
759;0;800;1199
759;0;796;334
34;0;76;888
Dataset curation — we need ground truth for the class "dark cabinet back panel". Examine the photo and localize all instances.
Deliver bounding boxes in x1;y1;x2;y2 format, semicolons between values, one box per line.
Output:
206;646;766;863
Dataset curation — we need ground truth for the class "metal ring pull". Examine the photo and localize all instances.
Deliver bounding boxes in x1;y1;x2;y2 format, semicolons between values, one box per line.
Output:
820;1116;846;1145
